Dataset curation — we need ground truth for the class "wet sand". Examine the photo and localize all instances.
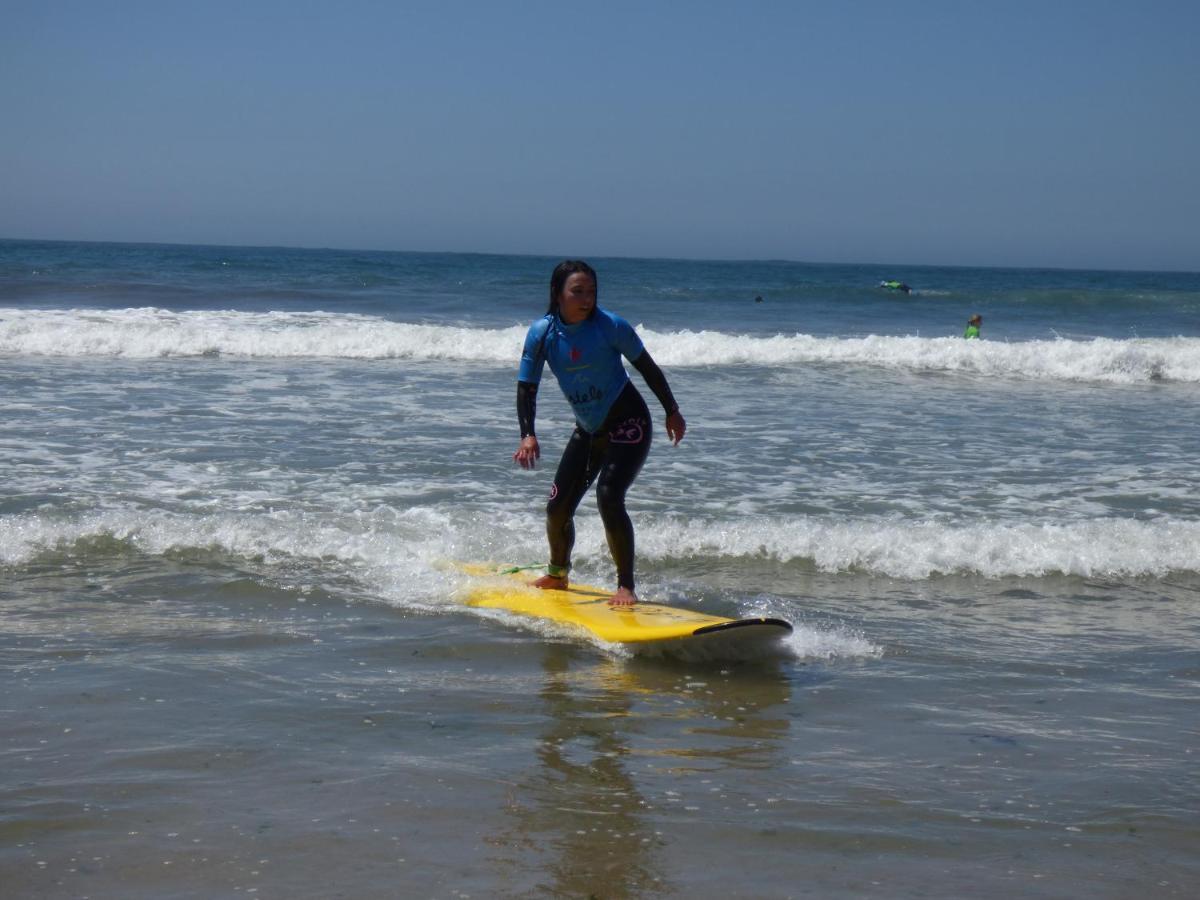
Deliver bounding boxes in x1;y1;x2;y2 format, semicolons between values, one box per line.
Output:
4;557;1197;898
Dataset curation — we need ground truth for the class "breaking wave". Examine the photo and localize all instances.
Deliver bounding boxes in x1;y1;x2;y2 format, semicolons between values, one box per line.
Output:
4;507;1198;581
2;307;1199;383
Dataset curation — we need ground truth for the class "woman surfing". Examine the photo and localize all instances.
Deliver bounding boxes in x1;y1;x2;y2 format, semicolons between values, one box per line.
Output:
512;260;686;606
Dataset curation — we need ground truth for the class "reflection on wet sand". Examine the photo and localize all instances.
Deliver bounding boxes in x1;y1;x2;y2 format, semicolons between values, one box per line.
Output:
488;647;792;897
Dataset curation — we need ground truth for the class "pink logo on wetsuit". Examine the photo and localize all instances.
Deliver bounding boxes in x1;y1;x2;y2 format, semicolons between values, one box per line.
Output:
610;417;647;445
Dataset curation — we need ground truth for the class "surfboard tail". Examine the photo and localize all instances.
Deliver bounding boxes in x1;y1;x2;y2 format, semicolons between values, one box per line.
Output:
633;618;794;661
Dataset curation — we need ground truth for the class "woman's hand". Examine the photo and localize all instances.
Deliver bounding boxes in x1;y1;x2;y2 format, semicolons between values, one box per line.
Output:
666;410;686;446
513;435;541;469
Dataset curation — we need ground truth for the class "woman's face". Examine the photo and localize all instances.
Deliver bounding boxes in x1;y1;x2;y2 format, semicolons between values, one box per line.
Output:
558;272;596;324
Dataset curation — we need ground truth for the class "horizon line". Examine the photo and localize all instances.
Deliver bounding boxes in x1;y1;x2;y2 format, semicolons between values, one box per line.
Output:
1;233;1197;278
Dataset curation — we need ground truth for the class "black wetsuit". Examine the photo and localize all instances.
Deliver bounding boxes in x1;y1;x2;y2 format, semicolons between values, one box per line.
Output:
545;382;652;590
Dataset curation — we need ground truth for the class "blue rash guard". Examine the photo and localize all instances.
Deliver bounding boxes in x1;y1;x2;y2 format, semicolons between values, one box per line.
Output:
518;308;645;433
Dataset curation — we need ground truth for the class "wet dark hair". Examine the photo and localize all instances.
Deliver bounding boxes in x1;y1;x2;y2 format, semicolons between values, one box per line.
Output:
547;260;598;317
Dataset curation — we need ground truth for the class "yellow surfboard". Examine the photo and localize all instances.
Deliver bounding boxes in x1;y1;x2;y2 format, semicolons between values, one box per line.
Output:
461;564;792;653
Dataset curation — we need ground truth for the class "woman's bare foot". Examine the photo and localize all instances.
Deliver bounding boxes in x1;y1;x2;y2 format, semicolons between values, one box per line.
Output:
532;573;568;590
609;587;638;607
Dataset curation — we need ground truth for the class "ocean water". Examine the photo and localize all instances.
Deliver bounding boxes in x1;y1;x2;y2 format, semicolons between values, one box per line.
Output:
2;238;1198;898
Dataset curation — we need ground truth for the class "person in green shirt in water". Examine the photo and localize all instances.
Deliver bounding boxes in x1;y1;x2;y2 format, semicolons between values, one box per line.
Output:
964;314;982;339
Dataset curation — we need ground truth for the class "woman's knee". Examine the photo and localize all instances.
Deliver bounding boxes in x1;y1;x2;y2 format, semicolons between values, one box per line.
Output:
595;482;628;520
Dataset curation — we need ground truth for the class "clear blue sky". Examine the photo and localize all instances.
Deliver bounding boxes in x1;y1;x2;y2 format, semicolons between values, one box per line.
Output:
2;1;1197;270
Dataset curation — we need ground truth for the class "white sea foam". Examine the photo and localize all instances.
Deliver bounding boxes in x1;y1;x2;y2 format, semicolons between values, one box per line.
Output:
647;329;1200;383
634;514;1200;579
2;307;1198;383
4;506;1199;583
782;625;882;661
0;307;523;363
0;507;409;568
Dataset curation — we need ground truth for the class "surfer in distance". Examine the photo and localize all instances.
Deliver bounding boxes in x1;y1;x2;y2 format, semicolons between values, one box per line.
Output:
879;280;912;294
512;260;686;607
964;314;982;339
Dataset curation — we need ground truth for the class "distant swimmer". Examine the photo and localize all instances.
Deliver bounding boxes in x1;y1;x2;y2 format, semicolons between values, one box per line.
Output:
964;314;982;339
879;280;912;294
754;295;763;303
